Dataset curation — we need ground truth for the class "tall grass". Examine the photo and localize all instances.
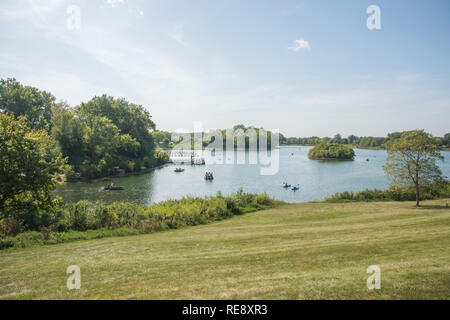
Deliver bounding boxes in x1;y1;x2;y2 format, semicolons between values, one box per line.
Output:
0;190;280;250
324;183;450;202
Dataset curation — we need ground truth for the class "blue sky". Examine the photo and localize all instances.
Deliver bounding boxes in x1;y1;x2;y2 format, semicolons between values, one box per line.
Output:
0;0;449;137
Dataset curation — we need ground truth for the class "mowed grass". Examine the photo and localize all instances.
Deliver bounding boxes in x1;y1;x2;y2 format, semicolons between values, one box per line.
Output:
0;199;449;300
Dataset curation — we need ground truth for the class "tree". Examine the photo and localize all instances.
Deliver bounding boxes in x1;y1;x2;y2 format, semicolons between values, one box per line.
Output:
332;134;342;144
384;130;445;207
0;78;56;132
0;113;68;228
50;103;85;166
347;134;359;145
77;95;156;156
50;95;156;178
442;133;450;148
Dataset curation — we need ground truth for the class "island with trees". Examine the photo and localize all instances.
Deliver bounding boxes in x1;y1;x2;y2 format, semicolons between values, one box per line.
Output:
307;142;355;161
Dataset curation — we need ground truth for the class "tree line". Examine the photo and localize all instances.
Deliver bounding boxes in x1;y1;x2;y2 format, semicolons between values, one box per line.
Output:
153;126;450;151
153;124;280;150
279;132;450;149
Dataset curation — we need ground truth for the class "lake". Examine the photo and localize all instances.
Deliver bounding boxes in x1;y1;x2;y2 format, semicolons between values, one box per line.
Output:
54;146;450;204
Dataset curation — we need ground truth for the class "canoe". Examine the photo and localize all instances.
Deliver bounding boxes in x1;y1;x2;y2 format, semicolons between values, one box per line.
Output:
104;186;124;191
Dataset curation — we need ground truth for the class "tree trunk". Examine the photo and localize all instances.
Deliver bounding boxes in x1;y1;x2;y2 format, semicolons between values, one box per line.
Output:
415;183;420;207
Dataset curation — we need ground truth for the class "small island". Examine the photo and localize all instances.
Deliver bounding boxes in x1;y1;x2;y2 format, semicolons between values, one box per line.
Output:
308;142;355;160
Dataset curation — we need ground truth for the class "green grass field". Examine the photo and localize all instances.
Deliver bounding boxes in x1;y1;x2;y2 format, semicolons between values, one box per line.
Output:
1;199;449;300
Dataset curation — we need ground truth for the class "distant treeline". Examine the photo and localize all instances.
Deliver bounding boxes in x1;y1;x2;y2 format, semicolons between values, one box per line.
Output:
154;126;450;150
280;132;450;150
153;124;280;150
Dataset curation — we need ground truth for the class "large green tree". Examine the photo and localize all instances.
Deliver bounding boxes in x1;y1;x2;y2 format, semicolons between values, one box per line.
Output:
384;130;445;207
77;95;156;156
0;78;56;132
50;95;157;179
0;113;67;228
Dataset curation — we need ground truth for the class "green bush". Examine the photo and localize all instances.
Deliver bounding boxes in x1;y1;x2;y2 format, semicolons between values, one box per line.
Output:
324;182;449;202
155;152;170;165
1;191;279;250
0;218;23;237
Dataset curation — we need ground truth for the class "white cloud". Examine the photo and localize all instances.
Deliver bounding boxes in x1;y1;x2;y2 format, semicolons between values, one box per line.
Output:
169;22;187;46
289;39;310;51
0;0;64;28
106;0;125;8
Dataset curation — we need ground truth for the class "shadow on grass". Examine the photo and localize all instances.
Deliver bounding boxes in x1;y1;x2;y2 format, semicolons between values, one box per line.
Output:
416;204;450;210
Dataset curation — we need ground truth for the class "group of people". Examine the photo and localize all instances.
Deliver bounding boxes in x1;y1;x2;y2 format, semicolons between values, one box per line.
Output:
205;171;214;180
283;182;299;191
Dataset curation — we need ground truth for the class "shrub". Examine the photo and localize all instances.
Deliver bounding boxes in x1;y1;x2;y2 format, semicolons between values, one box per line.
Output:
324;182;449;202
124;161;135;173
155;152;170;165
1;191;279;250
0;218;23;238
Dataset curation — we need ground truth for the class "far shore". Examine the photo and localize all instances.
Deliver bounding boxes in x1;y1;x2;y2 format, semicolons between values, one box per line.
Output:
62;163;170;184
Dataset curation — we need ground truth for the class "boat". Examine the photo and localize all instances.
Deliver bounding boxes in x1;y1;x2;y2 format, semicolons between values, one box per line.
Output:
205;172;214;181
292;185;300;191
174;168;185;172
104;186;124;191
283;183;291;188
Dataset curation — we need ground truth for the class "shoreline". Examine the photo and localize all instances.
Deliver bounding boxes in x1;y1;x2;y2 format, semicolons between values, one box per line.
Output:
63;163;170;184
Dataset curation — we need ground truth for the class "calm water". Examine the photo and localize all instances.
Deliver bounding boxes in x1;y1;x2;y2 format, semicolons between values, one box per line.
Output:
54;146;450;204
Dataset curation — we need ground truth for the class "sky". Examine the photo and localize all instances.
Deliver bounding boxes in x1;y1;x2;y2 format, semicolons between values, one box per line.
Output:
0;0;449;137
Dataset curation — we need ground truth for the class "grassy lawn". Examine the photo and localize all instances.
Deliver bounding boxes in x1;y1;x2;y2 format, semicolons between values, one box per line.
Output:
0;199;449;300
